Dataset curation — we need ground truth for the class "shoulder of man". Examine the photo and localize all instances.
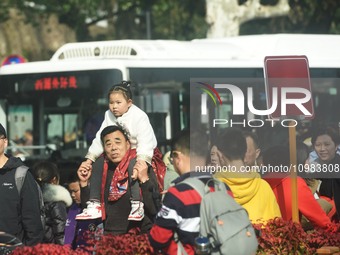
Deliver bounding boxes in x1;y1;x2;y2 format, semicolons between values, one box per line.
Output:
92;156;105;168
164;176;206;201
170;175;233;197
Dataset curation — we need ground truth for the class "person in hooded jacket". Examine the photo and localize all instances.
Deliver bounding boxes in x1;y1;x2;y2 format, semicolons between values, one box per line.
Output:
214;128;281;224
31;161;72;245
0;124;44;246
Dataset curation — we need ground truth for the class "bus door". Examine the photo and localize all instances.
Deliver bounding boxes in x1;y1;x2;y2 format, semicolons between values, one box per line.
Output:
133;81;185;153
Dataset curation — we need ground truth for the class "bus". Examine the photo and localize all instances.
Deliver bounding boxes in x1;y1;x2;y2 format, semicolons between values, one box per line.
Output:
1;34;340;162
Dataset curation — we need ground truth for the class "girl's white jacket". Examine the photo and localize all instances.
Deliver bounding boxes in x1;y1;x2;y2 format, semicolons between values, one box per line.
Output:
85;104;157;164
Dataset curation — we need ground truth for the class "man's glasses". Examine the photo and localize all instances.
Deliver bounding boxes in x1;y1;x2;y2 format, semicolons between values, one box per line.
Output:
170;150;182;164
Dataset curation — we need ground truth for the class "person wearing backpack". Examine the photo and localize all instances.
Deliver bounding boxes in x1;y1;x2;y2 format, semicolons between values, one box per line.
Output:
0;123;44;246
30;161;73;245
149;129;256;255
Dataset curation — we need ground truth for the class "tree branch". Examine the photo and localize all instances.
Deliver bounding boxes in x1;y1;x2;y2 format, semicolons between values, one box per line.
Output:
85;4;138;27
240;0;290;24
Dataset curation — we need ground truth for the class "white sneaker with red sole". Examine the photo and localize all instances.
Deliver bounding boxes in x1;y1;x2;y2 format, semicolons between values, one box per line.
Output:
128;201;144;221
76;201;102;220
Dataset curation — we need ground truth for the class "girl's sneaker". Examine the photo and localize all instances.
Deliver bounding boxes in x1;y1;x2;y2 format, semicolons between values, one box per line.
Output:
128;201;144;221
76;200;102;220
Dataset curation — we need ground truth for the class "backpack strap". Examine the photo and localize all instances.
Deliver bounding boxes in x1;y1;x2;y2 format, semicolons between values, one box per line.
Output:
206;178;228;193
14;166;46;230
181;177;227;197
15;165;29;195
180;177;206;197
174;232;189;255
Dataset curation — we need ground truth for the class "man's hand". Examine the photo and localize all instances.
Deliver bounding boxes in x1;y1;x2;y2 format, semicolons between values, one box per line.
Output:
77;159;93;187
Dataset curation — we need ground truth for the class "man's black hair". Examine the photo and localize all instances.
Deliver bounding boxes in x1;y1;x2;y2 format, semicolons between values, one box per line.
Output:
311;126;340;146
242;130;260;149
108;80;133;100
216;127;247;161
0;123;7;138
100;125;129;143
171;128;209;158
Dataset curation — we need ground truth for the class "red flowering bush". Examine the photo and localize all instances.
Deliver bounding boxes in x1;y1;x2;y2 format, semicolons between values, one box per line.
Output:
11;243;89;255
10;229;153;255
90;228;154;255
9;220;340;255
254;218;340;255
254;218;313;254
306;223;340;250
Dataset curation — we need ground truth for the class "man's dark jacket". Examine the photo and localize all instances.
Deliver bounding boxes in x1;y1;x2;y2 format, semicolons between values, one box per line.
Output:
0;156;44;245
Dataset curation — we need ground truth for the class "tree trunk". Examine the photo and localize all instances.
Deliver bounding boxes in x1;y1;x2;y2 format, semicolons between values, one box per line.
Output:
206;0;290;38
0;8;76;62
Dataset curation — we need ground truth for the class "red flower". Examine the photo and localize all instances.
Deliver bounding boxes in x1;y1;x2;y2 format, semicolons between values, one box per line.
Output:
12;243;89;255
253;218;340;254
11;220;340;255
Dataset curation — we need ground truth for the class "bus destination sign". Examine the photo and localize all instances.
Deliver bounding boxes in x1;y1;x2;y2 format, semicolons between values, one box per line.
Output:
35;76;78;91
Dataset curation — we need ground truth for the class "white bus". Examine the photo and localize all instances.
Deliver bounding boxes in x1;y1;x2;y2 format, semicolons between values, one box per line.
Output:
0;34;340;161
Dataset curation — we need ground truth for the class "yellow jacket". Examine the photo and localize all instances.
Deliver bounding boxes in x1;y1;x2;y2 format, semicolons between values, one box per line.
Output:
214;171;281;223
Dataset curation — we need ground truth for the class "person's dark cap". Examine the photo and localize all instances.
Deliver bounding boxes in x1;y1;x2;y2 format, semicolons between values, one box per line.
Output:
0;124;7;138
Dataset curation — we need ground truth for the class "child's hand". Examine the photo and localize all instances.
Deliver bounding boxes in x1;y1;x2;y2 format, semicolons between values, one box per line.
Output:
131;168;138;181
77;160;93;187
132;160;148;183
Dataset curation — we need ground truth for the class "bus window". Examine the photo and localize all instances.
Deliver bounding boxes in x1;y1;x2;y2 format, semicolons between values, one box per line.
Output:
8;105;33;142
129;67;264;143
46;114;63;147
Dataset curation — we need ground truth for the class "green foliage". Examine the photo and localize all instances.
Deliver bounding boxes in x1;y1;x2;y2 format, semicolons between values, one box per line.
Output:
1;0;339;41
1;0;207;41
150;0;208;40
241;0;340;35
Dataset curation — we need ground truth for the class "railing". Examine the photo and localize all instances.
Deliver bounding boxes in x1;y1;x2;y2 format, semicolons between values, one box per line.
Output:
7;140;57;159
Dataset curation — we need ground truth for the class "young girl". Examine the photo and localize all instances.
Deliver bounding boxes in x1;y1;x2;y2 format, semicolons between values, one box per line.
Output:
76;81;164;221
31;161;72;245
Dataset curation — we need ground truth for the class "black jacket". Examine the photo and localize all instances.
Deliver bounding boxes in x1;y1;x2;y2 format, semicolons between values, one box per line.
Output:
318;154;340;219
42;183;72;245
0;156;44;245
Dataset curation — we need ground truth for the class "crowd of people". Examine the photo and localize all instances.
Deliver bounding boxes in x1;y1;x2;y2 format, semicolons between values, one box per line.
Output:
1;81;340;254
